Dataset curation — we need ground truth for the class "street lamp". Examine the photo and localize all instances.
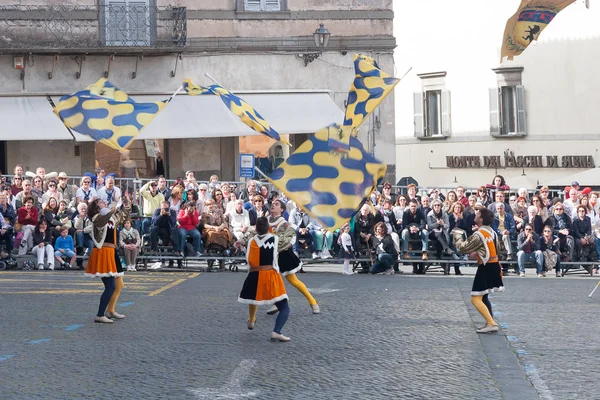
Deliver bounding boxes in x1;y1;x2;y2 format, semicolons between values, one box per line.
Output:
298;23;331;66
313;23;330;48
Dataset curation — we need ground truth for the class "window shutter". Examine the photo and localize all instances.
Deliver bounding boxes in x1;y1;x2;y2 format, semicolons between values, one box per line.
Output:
128;1;150;46
264;0;281;11
106;0;127;45
244;0;262;11
489;88;501;136
441;89;451;136
413;92;424;137
515;85;527;135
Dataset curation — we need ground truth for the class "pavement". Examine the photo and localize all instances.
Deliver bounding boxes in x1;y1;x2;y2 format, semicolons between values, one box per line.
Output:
0;267;599;399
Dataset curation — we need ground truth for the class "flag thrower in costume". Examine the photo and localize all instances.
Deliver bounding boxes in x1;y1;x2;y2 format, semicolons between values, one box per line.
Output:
183;78;290;146
264;123;386;232
500;0;575;62
53;78;179;152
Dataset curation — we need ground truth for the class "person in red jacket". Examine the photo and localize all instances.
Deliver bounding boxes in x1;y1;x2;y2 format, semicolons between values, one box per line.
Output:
17;196;39;255
176;201;203;257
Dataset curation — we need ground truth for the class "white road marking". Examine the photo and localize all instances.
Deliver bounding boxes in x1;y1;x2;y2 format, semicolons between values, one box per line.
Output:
188;359;259;399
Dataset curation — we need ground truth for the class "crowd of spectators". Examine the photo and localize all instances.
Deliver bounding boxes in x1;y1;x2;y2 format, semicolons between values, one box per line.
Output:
0;167;599;277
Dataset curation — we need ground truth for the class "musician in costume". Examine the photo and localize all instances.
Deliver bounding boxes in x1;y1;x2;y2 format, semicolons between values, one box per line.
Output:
85;195;131;323
452;207;504;333
238;217;291;342
266;199;320;315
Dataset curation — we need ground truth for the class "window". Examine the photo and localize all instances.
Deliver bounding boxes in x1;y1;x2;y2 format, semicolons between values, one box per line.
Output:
414;72;451;138
413;90;451;138
490;67;526;136
489;85;526;136
104;0;151;46
244;0;282;11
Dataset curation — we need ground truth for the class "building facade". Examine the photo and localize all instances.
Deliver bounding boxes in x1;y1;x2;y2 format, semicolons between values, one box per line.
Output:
394;0;600;189
0;0;396;182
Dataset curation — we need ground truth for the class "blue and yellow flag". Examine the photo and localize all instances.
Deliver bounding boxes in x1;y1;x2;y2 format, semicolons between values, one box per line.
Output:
183;78;290;146
501;0;575;62
343;54;400;134
54;78;171;152
267;123;386;231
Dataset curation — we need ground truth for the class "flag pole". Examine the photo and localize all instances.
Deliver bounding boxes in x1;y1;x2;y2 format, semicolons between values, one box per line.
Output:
46;96;76;141
398;67;413;80
253;166;269;181
204;72;221;86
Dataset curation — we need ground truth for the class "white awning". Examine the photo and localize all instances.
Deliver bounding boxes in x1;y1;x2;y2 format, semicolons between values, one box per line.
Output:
0;97;76;141
541;168;600;187
35;91;342;142
134;91;343;140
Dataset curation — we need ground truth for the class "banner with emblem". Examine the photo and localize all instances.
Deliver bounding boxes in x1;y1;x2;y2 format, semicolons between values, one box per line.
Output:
501;0;576;62
266;123;386;232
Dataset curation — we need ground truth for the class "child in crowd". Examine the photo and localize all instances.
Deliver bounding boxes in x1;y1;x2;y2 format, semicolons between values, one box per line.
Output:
119;219;141;272
340;224;354;275
54;225;77;269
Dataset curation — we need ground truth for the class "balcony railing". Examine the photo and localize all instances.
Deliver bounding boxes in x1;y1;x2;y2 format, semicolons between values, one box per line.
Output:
0;5;186;51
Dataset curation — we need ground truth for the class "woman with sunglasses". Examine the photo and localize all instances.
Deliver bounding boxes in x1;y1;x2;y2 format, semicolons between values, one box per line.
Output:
540;224;562;277
41;179;63;209
11;175;23;196
476;186;492;207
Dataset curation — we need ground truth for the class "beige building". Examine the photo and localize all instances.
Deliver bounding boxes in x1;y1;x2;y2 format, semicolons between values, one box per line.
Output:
394;0;600;189
0;0;396;182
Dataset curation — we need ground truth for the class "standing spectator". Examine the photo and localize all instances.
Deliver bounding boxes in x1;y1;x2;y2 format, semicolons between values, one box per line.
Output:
339;224;355;275
176;202;202;257
381;182;396;204
17;196;38;255
11;175;23;197
456;186;469;207
76;176;98;206
54;226;77;269
516;223;544;277
548;202;575;261
156;176;171;201
540;225;562;277
491;202;516;265
139;180;165;235
56;172;78;211
184;170;199;191
32;219;54;270
150;200;177;252
401;199;429;260
119;219;141;271
486;175;510;201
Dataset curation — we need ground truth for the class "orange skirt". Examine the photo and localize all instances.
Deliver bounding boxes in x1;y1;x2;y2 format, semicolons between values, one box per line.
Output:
85;246;124;277
238;269;288;305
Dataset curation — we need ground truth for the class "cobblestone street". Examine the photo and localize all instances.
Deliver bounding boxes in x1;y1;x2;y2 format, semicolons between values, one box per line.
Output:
0;269;599;399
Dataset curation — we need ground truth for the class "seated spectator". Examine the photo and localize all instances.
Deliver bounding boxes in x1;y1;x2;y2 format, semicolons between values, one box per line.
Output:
464;195;477;218
150;200;177;252
491;202;516;266
456;186;469;207
185;189;204;214
449;202;468;232
401;199;429;260
539;186;552;209
176;201;202;257
228;199;251;245
562;187;578;219
54;226;77;269
476;185;492;207
25;167;57;187
169;186;184;212
289;206;318;258
443;190;457;213
119;219;141;272
226;191;238;215
128;192;142;234
369;222;398;275
43;197;63;240
572;205;596;263
32;219;54;270
202;198;232;251
184;170;199;191
208;174;220;192
259;185;270;200
221;184;231;204
420;196;432;217
548;202;575;261
248;195;270;226
76;176;98;206
56;172;78;212
212;188;226;214
239;180;258;203
197;184;210;210
310;219;334;259
509;195;517;210
406;183;421;204
517;187;529;202
0;192;16;225
0;207;13;255
17;196;39;255
393;195;408;227
57;200;75;238
540;225;562;277
31;176;45;201
531;195;549;222
488;190;512;215
41;179;63;209
427;200;454;256
15;180;40;210
516;223;544;277
73;202;93;267
523;205;544;236
380;199;401;253
512;197;528;230
98;176;122;209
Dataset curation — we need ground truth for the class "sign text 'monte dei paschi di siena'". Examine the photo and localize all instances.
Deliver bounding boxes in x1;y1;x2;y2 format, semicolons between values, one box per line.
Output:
446;154;596;169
